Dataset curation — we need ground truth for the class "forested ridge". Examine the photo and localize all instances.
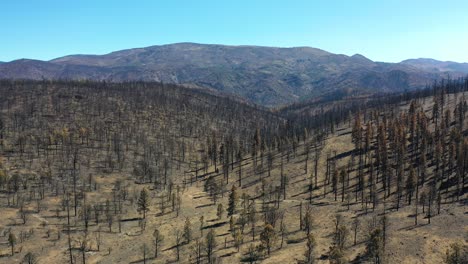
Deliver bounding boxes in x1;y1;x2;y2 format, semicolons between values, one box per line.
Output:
0;78;466;263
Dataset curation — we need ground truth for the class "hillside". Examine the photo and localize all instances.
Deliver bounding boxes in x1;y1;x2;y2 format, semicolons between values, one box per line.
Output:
0;43;464;106
0;79;466;264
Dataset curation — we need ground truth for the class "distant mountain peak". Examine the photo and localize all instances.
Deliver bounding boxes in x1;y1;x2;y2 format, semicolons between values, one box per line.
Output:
401;58;467;64
350;53;374;64
351;53;368;59
401;58;468;73
402;58;441;63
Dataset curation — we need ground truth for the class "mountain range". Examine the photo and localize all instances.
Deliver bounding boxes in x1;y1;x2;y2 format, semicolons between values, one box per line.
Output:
1;43;466;106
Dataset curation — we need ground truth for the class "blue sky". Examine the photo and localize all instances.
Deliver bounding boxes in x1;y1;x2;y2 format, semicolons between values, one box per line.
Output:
1;0;467;62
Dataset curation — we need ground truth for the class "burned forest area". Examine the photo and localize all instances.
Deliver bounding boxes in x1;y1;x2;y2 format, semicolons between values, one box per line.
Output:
0;78;467;264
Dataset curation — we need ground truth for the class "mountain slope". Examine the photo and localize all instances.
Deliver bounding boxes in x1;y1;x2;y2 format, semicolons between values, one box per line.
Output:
0;79;465;264
0;43;463;106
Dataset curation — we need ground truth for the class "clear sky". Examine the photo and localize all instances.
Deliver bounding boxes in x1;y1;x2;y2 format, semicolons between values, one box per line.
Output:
1;0;467;63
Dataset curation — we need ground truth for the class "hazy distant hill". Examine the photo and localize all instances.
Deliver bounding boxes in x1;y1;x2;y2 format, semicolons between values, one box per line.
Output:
401;58;468;74
0;43;464;106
